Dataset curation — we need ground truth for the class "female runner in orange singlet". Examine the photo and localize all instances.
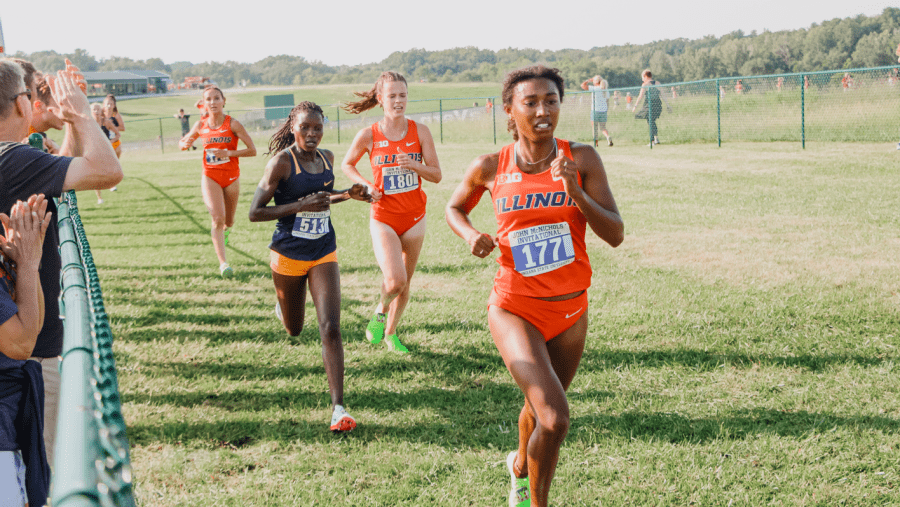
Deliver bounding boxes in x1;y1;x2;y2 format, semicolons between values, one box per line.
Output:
446;66;624;507
340;72;442;353
180;85;257;277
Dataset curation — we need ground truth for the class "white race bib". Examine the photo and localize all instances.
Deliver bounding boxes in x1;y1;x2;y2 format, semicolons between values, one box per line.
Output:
381;166;419;195
508;222;575;277
205;149;229;166
292;210;331;240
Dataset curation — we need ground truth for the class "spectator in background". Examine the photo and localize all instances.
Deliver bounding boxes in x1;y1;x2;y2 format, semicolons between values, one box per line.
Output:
671;86;677;99
735;80;744;94
841;73;853;91
896;43;900;150
776;76;784;92
613;90;620;109
175;109;196;150
633;69;671;146
581;75;613;147
625;91;632;110
0;196;52;507
0;60;123;467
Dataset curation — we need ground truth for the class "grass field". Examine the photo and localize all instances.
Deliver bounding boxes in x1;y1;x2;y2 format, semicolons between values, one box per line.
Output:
78;138;900;506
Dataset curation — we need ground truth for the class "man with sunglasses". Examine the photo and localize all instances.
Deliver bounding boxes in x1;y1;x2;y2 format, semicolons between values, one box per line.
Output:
0;59;122;467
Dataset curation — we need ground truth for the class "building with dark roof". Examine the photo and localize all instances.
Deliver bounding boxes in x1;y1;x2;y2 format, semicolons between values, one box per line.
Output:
83;70;171;96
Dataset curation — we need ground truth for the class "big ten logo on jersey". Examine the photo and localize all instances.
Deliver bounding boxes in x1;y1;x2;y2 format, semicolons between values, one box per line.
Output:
497;173;523;185
376;140;390;148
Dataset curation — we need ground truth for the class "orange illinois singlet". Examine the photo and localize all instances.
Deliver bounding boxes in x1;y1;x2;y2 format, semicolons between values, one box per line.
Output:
491;138;592;297
200;115;240;187
369;119;427;219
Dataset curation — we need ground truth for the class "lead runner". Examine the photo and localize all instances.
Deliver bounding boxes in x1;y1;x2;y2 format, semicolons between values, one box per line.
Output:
445;65;624;507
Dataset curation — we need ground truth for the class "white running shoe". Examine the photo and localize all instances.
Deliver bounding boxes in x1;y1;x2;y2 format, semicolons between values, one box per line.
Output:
507;451;530;507
219;263;234;278
330;405;356;433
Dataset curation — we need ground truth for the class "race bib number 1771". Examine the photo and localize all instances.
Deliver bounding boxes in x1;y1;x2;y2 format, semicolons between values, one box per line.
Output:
508;222;575;277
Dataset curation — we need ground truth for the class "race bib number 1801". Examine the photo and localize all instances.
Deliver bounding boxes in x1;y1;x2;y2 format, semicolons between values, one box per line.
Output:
509;222;575;277
382;166;419;195
292;210;331;240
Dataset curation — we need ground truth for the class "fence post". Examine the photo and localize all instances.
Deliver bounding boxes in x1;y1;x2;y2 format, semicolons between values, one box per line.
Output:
716;79;721;147
336;106;340;144
439;99;443;144
492;97;497;145
159;118;164;153
801;74;806;149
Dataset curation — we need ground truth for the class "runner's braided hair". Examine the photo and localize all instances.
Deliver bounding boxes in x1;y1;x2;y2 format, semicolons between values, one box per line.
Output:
266;101;325;156
342;71;407;114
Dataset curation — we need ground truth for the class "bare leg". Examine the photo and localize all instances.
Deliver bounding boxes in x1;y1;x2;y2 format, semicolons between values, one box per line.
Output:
201;176;239;265
369;217;426;336
307;261;344;407
489;306;587;507
272;270;308;337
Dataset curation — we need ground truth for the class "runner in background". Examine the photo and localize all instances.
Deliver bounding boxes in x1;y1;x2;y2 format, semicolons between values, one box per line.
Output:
180;85;257;277
340;71;442;353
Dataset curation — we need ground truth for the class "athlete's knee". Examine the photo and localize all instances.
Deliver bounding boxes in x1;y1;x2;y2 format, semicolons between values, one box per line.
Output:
285;321;304;337
210;216;227;230
382;274;408;297
537;404;570;440
318;320;342;344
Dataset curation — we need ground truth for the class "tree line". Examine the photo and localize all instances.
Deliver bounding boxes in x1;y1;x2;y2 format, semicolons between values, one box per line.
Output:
13;8;900;90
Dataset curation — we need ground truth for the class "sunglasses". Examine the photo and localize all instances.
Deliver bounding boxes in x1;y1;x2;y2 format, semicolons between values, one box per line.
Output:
10;90;32;102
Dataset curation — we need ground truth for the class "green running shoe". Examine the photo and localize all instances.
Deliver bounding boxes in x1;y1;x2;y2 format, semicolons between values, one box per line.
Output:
366;313;387;344
220;263;234;278
507;451;530;507
385;334;408;354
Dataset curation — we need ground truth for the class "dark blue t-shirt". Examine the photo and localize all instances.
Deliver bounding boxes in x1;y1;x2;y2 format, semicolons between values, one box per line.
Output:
0;142;71;358
0;271;23;451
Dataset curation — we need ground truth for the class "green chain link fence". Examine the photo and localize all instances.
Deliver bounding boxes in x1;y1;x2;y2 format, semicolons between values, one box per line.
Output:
123;64;900;151
53;191;135;507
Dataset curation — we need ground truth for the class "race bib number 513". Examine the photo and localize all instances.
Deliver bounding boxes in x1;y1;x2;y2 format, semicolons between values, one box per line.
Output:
382;166;419;195
292;210;331;240
509;223;575;277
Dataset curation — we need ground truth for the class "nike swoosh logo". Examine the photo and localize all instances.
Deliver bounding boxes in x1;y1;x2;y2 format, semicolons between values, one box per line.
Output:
413;213;425;221
565;308;583;319
406;142;415;146
324;180;333;186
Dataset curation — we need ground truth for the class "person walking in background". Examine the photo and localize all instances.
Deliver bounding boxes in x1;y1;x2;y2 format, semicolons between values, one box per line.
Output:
0;196;52;507
625;91;632;111
580;75;612;147
612;90;620;109
734;80;744;94
340;71;442;353
633;69;671;146
249;101;372;433
179;85;257;278
446;65;624;507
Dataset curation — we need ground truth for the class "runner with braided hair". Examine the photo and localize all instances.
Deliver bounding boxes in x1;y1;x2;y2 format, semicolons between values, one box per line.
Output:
249;101;372;432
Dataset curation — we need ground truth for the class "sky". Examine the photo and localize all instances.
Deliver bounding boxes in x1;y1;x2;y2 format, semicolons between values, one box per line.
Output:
1;0;896;67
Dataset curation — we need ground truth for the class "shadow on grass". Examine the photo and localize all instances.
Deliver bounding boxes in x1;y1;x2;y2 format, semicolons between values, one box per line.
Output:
129;176;268;268
580;347;894;373
127;395;900;450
